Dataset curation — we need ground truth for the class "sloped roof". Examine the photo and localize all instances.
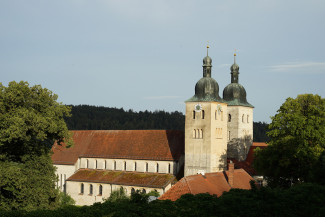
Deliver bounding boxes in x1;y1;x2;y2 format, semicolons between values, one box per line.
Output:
230;142;268;175
159;168;253;201
51;130;184;165
67;169;175;188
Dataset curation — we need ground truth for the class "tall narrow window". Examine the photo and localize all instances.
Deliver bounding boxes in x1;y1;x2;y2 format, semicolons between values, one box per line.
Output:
228;131;231;140
142;189;146;194
95;160;98;169
156;163;159;173
105;160;107;169
89;184;93;195
124;161;127;171
228;114;231;122
99;185;103;195
134;162;137;171
86;159;89;168
242;114;245;123
131;188;135;194
193;129;196;138
168;163;171;174
80;183;84;194
215;111;218;120
60;174;62;189
221;111;224;121
200;129;203;139
193;111;196;119
146;162;149;172
114;161;116;170
247;115;249;123
197;129;200;138
202;110;205;119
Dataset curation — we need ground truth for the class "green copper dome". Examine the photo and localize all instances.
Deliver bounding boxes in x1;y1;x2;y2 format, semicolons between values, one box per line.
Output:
222;55;253;107
186;53;223;102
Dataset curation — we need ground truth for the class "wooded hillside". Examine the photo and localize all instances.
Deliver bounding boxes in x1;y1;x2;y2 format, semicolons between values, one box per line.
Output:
65;105;269;142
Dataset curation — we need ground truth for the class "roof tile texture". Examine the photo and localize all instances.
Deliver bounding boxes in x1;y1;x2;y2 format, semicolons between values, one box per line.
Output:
52;130;184;165
67;169;175;188
159;168;253;201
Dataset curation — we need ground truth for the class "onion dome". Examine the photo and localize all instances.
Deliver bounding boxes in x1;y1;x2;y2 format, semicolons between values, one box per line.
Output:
222;54;253;107
186;46;223;102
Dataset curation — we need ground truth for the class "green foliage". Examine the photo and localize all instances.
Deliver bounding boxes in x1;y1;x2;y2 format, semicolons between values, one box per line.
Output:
0;81;72;161
253;121;269;142
57;192;75;208
254;94;325;187
146;190;160;197
104;187;129;203
1;183;325;217
65;105;185;131
0;81;72;211
0;155;59;211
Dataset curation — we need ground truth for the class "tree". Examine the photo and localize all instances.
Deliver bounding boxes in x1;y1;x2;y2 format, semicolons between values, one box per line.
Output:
254;94;325;187
0;81;72;161
0;81;72;210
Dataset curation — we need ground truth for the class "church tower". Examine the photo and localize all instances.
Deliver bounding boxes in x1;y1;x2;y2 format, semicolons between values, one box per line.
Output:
223;53;254;161
184;47;228;177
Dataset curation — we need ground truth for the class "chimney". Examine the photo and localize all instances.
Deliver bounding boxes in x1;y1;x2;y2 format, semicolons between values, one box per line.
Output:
228;161;234;187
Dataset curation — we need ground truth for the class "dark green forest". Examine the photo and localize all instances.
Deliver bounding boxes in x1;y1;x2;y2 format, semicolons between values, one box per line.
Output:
2;183;325;217
65;105;269;142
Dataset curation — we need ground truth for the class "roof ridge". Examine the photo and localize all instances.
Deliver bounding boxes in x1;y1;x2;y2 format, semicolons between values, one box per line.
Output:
183;176;193;194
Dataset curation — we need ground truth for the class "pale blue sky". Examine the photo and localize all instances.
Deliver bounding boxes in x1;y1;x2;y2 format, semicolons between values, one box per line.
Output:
1;0;325;123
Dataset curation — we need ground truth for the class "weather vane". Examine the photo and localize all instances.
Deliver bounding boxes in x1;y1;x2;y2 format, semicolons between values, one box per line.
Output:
207;41;210;56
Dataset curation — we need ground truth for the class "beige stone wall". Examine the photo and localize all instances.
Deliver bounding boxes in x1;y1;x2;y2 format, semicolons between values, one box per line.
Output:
54;164;76;192
227;106;253;161
185;102;228;176
66;180;172;206
79;158;179;175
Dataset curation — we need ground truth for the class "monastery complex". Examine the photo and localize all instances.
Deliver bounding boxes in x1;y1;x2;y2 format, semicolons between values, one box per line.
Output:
52;48;263;205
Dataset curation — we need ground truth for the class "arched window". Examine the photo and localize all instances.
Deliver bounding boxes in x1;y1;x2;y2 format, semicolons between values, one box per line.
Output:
124;161;127;171
89;184;93;195
200;129;203;139
142;189;146;194
247;115;249;123
242;114;245;123
114;161;116;170
134;162;137;171
168;163;171;174
202;110;205;119
146;162;149;172
193;129;196;138
156;163;159;173
80;183;84;194
99;185;103;195
193;111;195;119
228;114;231;122
131;188;135;194
197;129;200;138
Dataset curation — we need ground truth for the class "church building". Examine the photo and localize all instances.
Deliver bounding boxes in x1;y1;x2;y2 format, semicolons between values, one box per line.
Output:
51;47;254;205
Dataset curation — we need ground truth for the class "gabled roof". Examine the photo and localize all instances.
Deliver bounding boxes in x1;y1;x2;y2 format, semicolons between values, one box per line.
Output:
159;169;253;201
51;130;184;165
230;142;268;175
67;169;175;188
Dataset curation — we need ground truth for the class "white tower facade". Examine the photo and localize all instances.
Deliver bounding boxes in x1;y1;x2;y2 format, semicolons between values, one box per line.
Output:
223;54;254;161
184;50;228;177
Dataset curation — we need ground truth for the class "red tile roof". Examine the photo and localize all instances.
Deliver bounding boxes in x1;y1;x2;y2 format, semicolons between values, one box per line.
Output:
229;142;268;175
51;130;184;165
159;168;253;201
67;169;175;188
